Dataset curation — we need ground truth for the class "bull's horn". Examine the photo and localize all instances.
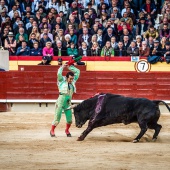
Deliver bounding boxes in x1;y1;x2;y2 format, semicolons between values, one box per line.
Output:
65;104;78;110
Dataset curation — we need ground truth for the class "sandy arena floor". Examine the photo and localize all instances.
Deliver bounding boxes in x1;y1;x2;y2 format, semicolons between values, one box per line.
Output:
0;112;170;170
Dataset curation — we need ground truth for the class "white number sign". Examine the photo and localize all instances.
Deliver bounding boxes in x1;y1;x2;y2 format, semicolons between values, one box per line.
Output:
134;59;151;72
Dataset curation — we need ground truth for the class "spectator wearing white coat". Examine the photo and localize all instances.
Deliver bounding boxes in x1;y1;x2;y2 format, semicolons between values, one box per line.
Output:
48;0;58;11
56;0;69;15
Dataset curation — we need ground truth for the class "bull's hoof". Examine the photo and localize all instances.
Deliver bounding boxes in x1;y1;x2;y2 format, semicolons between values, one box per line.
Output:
132;139;139;143
152;137;157;142
77;137;84;141
122;120;129;125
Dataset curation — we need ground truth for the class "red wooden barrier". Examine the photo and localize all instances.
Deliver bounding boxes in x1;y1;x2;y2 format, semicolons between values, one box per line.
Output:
0;72;7;100
0;71;170;104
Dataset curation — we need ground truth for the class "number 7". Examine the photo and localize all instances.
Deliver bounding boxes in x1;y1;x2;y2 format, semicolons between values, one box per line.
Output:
140;63;145;70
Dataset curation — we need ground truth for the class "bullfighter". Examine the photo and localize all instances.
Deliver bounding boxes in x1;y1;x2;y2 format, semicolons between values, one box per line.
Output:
50;63;80;137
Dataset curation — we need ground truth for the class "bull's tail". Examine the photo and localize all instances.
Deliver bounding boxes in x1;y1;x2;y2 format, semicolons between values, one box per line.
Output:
153;100;170;112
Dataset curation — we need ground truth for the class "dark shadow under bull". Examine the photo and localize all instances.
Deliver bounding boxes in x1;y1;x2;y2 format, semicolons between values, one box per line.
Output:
67;93;170;143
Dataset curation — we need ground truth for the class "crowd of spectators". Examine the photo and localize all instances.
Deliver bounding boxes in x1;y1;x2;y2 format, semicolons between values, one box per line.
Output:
0;0;170;64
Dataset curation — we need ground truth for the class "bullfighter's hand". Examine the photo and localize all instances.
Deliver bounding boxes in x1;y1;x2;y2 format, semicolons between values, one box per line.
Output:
63;63;68;68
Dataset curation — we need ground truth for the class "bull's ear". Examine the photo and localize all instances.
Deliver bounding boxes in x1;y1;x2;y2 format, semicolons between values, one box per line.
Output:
65;104;78;110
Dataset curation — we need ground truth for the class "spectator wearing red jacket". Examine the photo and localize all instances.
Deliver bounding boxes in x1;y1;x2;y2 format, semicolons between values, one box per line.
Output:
117;18;132;32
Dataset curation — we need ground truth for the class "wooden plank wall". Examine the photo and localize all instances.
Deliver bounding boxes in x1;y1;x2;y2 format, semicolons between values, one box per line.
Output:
0;66;170;102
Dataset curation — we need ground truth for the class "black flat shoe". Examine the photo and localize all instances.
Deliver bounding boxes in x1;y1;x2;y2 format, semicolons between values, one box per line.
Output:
66;133;71;137
50;131;55;137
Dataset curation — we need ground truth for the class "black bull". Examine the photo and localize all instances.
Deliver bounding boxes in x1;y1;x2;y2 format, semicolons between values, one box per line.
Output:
68;93;170;143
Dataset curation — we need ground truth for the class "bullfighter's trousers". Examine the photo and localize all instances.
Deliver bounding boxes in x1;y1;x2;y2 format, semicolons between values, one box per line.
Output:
52;94;72;126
